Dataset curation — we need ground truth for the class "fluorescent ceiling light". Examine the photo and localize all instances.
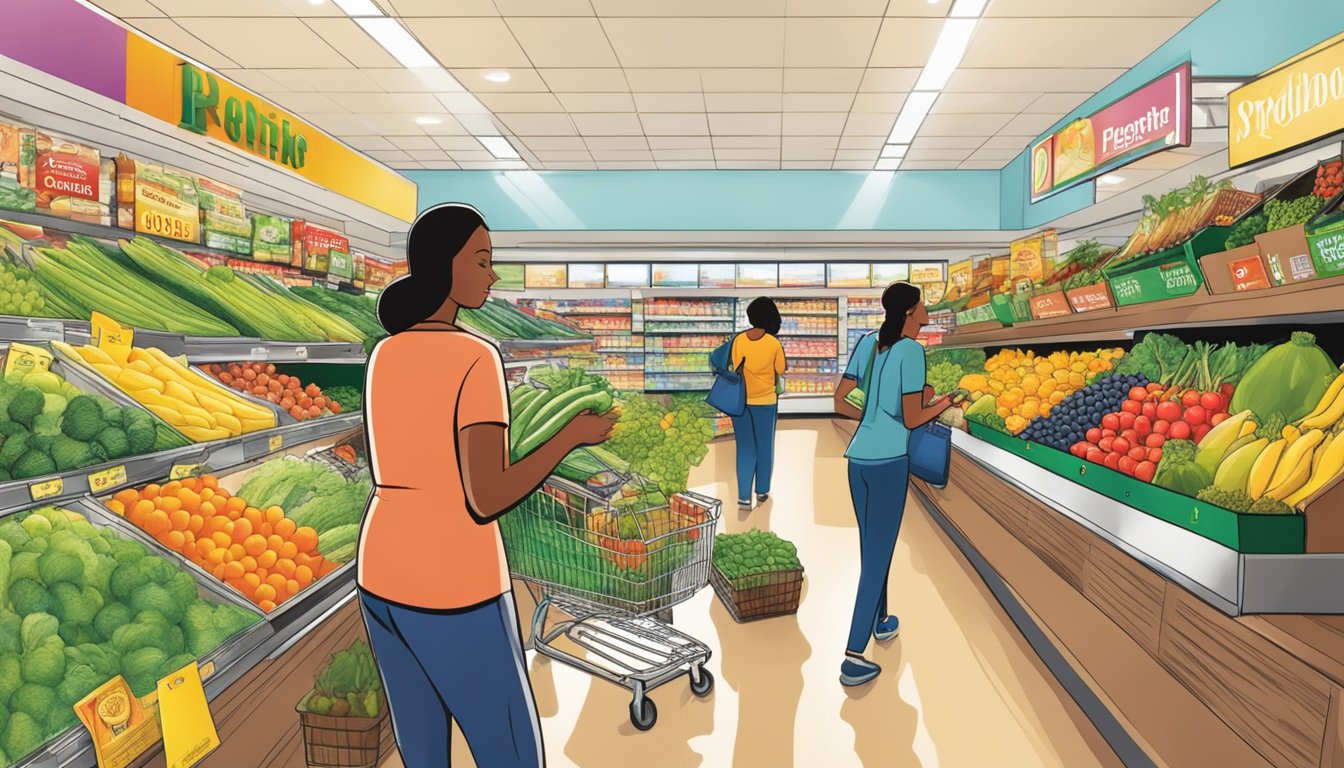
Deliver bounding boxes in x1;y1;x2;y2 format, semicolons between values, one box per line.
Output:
333;0;382;16
483;71;512;83
881;144;908;158
479;136;521;160
914;19;977;91
356;18;438;68
888;92;938;144
875;158;902;171
414;116;442;125
1099;174;1126;185
949;0;988;17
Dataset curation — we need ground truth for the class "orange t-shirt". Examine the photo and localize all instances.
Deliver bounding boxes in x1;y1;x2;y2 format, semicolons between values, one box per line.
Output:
357;329;511;609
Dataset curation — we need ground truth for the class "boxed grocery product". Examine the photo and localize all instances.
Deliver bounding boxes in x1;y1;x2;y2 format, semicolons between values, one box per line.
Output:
944;258;973;302
1256;225;1317;285
131;161;201;244
1199;243;1272;294
251;212;292;263
31;131;108;224
0;122;36;213
297;222;350;279
1009;228;1059;286
197;175;251;255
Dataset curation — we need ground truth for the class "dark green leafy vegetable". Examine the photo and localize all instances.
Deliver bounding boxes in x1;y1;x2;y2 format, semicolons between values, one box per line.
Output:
1114;333;1191;384
1265;195;1325;231
1225;213;1268;249
1153;440;1211;496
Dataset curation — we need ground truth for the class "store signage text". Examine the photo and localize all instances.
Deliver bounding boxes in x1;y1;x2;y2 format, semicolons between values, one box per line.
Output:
178;64;308;170
1031;62;1191;202
1230;38;1344;167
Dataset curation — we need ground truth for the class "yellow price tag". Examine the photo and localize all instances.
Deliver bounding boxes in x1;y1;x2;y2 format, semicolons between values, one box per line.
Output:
169;464;201;481
4;342;54;377
267;435;283;452
91;312;134;363
158;662;220;768
29;477;63;501
88;465;128;494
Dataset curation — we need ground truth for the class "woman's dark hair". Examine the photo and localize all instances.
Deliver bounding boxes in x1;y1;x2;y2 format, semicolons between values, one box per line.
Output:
877;282;922;351
377;204;489;334
746;297;782;336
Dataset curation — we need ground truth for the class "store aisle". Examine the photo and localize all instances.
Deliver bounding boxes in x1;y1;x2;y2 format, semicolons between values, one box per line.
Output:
383;420;1121;768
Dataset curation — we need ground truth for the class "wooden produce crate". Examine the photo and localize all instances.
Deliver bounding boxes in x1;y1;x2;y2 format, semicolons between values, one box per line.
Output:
710;564;804;622
1199;243;1271;294
298;709;388;768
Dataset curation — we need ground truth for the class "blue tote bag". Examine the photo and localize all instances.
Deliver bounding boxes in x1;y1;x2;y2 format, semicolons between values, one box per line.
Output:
705;336;746;417
857;334;951;488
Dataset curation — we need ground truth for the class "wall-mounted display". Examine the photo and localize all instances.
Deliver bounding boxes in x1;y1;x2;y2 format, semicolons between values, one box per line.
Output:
699;263;735;288
779;263;825;288
871;263;909;285
606;263;650;288
737;263;778;288
827;263;871;288
568;263;605;288
652;263;698;287
526;263;567;289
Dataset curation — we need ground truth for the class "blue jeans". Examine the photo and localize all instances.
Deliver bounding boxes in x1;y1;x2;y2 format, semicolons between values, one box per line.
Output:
730;404;778;502
846;457;910;653
359;590;543;768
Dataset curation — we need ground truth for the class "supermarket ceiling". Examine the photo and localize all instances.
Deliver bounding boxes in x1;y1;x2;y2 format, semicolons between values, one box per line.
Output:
82;0;1218;172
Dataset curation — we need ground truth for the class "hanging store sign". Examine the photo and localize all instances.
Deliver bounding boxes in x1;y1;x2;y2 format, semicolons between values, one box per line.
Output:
1031;63;1191;202
1229;36;1344;167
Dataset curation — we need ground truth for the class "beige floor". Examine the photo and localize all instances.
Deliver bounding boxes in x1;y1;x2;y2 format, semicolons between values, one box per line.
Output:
383;419;1121;768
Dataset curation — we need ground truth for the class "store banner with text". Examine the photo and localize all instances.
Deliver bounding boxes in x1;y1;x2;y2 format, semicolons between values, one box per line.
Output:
1031;63;1191;202
1230;36;1344;167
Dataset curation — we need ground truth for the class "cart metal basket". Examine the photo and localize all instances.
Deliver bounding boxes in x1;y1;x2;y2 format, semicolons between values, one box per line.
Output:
502;481;720;730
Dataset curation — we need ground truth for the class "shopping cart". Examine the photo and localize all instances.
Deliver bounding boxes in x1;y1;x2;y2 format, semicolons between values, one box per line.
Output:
502;479;720;730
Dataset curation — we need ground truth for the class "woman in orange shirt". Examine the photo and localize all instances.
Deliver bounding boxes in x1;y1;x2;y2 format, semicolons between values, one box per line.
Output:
728;297;787;510
359;204;615;768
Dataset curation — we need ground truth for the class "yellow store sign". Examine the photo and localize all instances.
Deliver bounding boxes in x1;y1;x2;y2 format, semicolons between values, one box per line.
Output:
123;35;415;222
1230;35;1344;167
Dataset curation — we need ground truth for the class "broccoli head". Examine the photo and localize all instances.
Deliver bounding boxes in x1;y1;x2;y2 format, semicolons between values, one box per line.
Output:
29;414;60;438
0;613;19;656
48;436;94;473
20;635;64;688
8;580;52;617
0;433;29;472
56;623;98;648
0;656;21;702
39;394;66;419
9;551;38;586
109;539;145;566
64;644;118;681
36;549;82;587
18;613;57;653
50;583;103;627
59;396;106;442
92;602;133;642
108;563;149;601
10;451;55;481
5;388;43;430
94;428;130;461
2;711;44;759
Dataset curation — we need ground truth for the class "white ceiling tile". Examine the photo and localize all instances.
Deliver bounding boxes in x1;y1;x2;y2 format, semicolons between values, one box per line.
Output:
782;161;834;169
833;161;876;169
911;136;986;150
289;68;383;92
783;93;856;112
418;117;474;137
708;113;783;136
783;149;837;161
841;113;897;136
640;114;711;136
357;113;436;135
980;135;1031;150
217;69;286;94
437;93;494;114
533;151;595;162
544;162;599;169
1025;93;1092;114
964;18;1186;68
331;92;446;113
986;0;1217;17
85;0;164;16
407;149;450;162
456;114;508;134
849;93;906;113
505;18;619;67
654;150;717;161
477;93;566;112
783;113;848;135
716;149;779;161
967;148;1023;162
657;161;714;169
948;68;1127;93
859;68;920;92
1000;113;1062;137
557;93;637;112
713;137;780;149
273;92;346;114
590;150;653;161
367;150;413;163
625;70;703;92
786;0;887;15
784;18;882;67
450;68;548;92
459;161;532;169
932;92;1043;114
434;137;488;151
835;149;878;161
838;135;885;150
303;18;401;68
418;161;463;170
539;68;630;92
700;69;785;92
572;114;644;136
404;18;531;68
128;20;238;69
904;148;973;162
958;160;1012;170
448;151;498;163
784;68;864;93
584;136;650;151
520;136;587;150
305;114;375;134
386;161;423;170
390;136;441;151
177;18;347;68
648;136;713;149
339;136;395;153
387;0;499;15
365;68;466;93
783;136;838;150
590;0;786;15
718;161;780;169
899;160;961;169
602;19;786;67
885;0;953;16
597;162;658;169
634;93;705;112
919;113;1015;137
704;93;784;112
494;0;594;14
497;113;578;136
868;18;944;67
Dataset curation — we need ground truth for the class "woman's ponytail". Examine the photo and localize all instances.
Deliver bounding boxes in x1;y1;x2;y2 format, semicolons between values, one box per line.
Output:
876;282;922;352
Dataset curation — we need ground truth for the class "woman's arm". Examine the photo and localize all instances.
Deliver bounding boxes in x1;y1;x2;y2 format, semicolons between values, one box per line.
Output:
775;338;787;375
459;411;615;524
902;392;950;429
834;378;863;420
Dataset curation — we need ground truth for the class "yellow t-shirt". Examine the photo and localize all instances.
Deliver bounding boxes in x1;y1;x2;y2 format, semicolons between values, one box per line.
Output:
730;332;787;406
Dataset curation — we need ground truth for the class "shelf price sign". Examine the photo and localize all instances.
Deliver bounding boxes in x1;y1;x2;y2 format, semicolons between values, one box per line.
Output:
28;477;63;501
88;465;128;494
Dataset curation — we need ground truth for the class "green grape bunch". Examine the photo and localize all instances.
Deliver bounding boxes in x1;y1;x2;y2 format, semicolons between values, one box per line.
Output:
0;263;49;317
608;396;715;496
926;361;965;396
1265;195;1326;231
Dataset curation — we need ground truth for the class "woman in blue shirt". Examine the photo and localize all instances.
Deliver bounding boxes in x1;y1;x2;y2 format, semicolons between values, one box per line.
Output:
833;282;951;687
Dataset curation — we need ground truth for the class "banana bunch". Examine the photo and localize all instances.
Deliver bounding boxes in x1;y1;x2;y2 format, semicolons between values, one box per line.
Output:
1260;372;1344;507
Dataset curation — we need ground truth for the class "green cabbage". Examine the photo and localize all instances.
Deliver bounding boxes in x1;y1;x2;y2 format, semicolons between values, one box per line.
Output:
1153;439;1212;497
1231;332;1337;423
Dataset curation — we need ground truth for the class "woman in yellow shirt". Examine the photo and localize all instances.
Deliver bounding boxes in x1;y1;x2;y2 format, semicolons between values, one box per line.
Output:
729;297;787;510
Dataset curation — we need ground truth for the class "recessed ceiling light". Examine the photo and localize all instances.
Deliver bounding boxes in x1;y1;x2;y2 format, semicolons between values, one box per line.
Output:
1099;174;1126;185
483;71;512;83
949;0;989;16
875;158;902;170
333;0;381;16
414;116;442;125
881;144;908;158
888;92;938;144
914;18;977;91
356;17;437;68
479;136;521;159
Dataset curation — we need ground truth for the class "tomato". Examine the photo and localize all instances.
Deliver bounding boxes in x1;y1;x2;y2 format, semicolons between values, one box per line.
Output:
1121;400;1143;415
1118;456;1138;475
1133;415;1152;437
1134;460;1157;483
1119;412;1136;430
1200;392;1223;412
1098;437;1115;453
1071;442;1089;458
1112;437;1130;454
1128;446;1148;462
1086;448;1106;464
1121;429;1139;443
1181;390;1201;408
1141;401;1157;420
1169;420;1192;440
1193;423;1212;443
1184;405;1207;426
1220;382;1236;404
1102;428;1117;438
1145;433;1166;448
1101;413;1121;431
1153;419;1171;435
1210;412;1227;427
1128;386;1149;401
1156;401;1183;422
1086;428;1103;443
1104;453;1123;471
1147;447;1163;464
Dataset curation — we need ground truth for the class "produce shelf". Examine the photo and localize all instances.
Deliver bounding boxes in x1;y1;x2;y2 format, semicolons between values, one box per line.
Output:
0;207;258;265
779;331;840;337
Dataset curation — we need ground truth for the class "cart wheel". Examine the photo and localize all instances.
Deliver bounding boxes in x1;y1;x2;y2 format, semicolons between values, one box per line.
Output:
689;668;714;697
630;698;657;731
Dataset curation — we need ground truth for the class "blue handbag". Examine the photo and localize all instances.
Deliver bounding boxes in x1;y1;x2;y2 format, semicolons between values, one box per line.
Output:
857;336;952;488
705;336;746;417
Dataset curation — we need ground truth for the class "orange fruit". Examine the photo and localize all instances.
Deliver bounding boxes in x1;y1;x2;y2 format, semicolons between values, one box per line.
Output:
233;518;253;541
142;483;161;500
201;475;219;490
267;534;284;551
275;519;296;538
158;495;182;514
107;500;126;517
243;573;261;591
258;599;277;613
243;535;267;557
254;584;276;603
199;501;218;520
275;559;297;578
169;509;190;531
188;515;205;535
256;567;269;580
177;489;200;514
265;506;285;526
259;523;274;537
204;515;227;535
132;498;155;520
280;542;298;560
223;561;245;580
162;480;182;496
243;507;263;528
212;563;227;580
211;532;232;550
200;487;215;503
226;496;247;514
113;489;139;507
294;565;313;587
309;556;326;574
167;531;186;550
197;538;216;556
240;556;258;573
258;550;277;569
144;510;170;535
286;579;300;596
292;527;318;554
228;544;246;561
265;573;287;593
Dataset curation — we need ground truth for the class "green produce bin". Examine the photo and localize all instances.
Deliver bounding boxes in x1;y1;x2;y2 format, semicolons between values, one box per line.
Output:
1307;228;1344;278
955;303;998;327
1102;226;1230;307
987;293;1032;325
965;422;1304;554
